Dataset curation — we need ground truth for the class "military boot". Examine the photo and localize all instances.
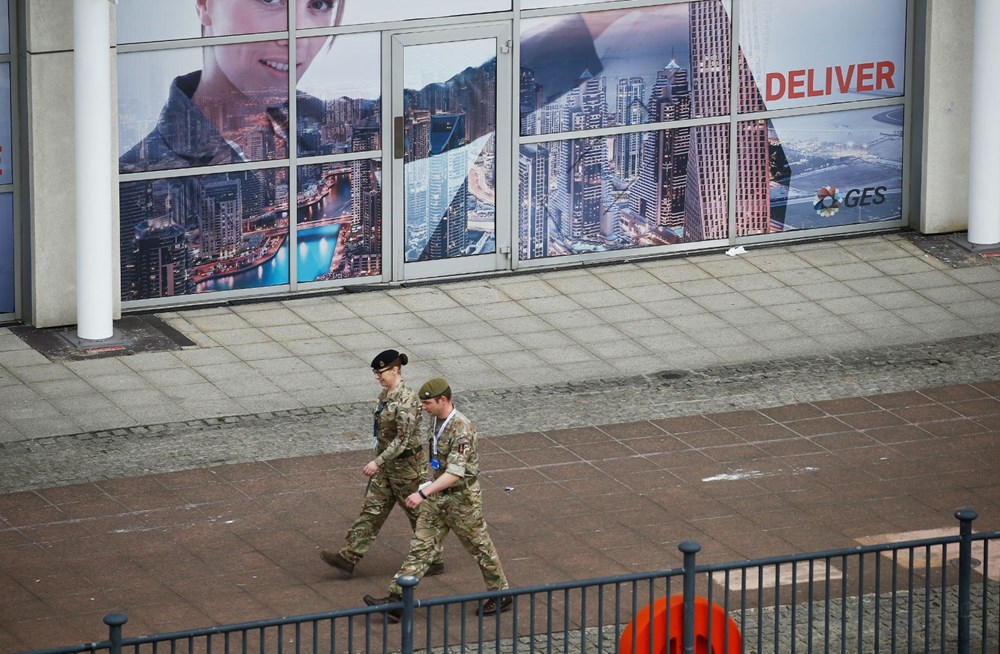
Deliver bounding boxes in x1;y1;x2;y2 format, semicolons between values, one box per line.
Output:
320;549;355;576
363;593;403;623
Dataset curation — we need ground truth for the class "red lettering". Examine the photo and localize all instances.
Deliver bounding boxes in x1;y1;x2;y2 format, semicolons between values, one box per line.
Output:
836;64;855;93
856;62;875;92
766;72;785;101
806;68;824;97
877;61;896;89
787;69;806;99
765;61;898;102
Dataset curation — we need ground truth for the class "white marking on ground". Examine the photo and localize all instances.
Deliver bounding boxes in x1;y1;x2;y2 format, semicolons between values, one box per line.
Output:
701;467;819;483
715;560;843;591
856;527;1000;582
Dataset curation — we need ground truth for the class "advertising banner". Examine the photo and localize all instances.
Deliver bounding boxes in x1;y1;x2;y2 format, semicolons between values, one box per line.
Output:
117;2;383;301
119;162;383;300
738;0;907;112
117;34;379;173
518;124;730;260
520;3;729;138
760;106;904;232
297;161;383;282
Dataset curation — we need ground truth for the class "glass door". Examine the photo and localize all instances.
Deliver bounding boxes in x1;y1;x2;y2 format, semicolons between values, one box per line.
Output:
390;25;512;281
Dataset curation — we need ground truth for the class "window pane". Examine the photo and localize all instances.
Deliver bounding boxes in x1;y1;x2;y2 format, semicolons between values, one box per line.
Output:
738;0;906;112
760;106;904;233
0;192;12;314
518;125;729;260
522;0;607;8
297;159;382;282
520;3;730;138
120;170;289;300
0;0;9;55
402;40;497;264
117;0;293;43
339;0;510;26
118;47;292;173
0;63;10;185
297;33;381;156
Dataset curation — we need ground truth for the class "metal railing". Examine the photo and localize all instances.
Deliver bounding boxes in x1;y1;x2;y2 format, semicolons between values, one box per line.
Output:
24;509;1000;654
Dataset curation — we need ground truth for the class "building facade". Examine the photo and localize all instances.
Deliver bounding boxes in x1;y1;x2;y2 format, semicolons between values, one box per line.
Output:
0;0;983;328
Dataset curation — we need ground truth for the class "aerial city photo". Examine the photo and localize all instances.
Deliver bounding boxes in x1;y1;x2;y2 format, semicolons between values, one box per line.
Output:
116;26;384;300
112;0;906;300
516;0;905;261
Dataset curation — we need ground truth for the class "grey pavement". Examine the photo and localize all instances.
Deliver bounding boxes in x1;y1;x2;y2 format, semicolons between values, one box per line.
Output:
1;231;1000;492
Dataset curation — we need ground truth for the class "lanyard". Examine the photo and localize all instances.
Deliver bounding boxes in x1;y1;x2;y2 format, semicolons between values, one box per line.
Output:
431;408;457;458
372;400;387;452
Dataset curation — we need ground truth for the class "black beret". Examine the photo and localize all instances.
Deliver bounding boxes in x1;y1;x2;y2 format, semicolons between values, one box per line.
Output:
371;349;401;370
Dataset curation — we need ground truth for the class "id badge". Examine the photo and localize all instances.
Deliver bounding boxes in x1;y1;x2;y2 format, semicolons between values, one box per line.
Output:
430;458;440;470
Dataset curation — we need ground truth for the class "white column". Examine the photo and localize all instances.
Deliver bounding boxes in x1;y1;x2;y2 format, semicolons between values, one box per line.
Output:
967;0;1000;246
73;0;115;340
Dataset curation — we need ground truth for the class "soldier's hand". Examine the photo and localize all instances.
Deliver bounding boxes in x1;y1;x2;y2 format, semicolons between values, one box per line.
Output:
363;460;379;477
404;492;423;509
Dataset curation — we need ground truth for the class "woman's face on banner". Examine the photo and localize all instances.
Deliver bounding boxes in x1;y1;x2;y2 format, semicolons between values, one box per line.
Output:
197;0;341;96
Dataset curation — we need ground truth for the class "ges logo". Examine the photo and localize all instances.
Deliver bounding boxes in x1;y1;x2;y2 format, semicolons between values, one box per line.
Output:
813;185;887;217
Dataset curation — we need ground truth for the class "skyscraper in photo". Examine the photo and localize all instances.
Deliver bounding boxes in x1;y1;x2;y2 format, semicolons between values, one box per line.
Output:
351;125;381;249
630;62;691;232
685;0;770;241
519;143;549;259
134;219;192;298
198;178;243;259
519;67;541;136
562;71;607;241
614;77;646;181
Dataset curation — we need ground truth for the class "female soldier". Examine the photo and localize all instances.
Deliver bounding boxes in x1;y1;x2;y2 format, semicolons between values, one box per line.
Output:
320;349;444;576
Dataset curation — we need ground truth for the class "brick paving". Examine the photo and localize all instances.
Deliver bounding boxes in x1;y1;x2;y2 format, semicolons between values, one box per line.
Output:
2;380;999;651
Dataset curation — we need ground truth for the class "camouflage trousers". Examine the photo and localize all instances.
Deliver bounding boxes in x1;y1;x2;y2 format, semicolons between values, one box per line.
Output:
339;456;443;566
389;479;507;596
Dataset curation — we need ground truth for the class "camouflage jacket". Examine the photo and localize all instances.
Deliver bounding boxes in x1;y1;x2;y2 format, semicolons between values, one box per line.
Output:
429;409;479;481
372;383;423;466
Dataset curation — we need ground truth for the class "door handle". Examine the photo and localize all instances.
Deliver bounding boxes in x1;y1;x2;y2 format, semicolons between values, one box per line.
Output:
394;116;405;159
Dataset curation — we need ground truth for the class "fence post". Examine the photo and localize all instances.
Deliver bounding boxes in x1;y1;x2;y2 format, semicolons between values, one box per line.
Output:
398;575;419;654
103;613;127;654
955;508;977;654
679;540;701;654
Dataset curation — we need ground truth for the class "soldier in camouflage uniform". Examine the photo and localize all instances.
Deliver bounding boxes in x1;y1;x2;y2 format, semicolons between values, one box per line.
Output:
364;377;511;620
320;350;444;576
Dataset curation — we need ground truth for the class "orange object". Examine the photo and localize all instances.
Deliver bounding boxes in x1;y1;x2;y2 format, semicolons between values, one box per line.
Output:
618;594;742;654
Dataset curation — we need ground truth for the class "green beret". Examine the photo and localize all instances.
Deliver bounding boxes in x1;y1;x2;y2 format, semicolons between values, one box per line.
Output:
419;377;450;399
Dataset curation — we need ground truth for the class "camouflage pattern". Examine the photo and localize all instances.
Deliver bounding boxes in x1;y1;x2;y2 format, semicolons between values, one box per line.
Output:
432;410;480;480
389;409;507;595
338;382;442;565
372;383;423;465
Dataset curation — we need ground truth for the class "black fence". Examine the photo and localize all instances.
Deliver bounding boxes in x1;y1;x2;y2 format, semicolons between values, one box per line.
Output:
25;509;1000;654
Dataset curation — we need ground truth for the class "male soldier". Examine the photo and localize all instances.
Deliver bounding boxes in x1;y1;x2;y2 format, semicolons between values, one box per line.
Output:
363;377;511;621
320;350;444;576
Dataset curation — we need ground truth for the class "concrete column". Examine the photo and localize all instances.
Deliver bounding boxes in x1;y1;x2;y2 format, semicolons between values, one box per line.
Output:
966;0;1000;246
73;0;114;339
